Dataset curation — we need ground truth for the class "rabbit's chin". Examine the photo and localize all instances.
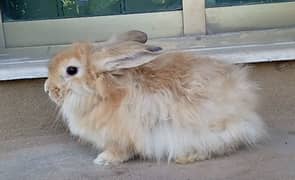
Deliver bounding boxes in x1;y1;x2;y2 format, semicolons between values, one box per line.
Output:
61;92;97;118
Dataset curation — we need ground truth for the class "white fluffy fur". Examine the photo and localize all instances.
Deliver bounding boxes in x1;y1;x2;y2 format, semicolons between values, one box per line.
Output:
58;62;267;163
45;38;267;165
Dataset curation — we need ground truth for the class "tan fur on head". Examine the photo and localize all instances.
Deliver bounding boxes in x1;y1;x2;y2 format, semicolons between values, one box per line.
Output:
45;42;96;105
45;30;268;165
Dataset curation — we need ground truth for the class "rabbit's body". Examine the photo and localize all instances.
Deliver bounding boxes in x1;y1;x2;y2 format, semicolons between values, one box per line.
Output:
58;52;266;164
45;31;267;165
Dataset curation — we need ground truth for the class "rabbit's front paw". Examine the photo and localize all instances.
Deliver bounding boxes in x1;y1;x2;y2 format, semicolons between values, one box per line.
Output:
93;150;130;166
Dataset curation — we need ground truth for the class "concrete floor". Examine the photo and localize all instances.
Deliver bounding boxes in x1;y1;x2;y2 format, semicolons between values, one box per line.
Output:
0;61;295;180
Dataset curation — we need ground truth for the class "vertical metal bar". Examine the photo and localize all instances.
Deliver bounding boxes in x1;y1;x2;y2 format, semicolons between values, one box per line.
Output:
0;8;6;48
182;0;206;35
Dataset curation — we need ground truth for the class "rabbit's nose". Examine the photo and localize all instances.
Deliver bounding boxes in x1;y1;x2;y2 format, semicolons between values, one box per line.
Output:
44;80;49;93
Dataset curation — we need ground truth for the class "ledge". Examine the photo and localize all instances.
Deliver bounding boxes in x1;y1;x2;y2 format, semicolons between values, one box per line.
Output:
1;28;295;81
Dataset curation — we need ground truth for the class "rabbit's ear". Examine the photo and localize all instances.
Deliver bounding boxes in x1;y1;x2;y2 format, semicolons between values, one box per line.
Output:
94;42;162;71
107;30;148;44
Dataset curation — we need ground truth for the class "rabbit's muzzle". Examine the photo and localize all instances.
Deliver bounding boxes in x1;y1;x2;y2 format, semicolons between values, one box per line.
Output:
44;79;67;105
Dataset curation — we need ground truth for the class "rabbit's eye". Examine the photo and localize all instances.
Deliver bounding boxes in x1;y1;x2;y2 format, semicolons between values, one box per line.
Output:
66;66;78;76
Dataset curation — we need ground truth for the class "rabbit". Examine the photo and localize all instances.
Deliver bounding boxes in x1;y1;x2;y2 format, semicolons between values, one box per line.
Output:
44;30;268;165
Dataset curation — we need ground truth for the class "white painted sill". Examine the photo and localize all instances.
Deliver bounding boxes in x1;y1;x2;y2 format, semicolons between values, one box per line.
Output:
1;28;295;81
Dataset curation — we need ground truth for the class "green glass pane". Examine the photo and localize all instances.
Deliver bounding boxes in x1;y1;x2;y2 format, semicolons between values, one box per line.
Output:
206;0;295;8
2;0;122;21
3;0;59;21
2;0;182;22
124;0;182;13
60;0;121;17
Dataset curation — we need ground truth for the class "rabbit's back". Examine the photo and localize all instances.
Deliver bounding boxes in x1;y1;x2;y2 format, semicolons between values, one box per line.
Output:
117;52;266;161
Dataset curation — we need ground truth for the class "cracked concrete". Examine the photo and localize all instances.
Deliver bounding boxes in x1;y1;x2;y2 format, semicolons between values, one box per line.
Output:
0;61;295;180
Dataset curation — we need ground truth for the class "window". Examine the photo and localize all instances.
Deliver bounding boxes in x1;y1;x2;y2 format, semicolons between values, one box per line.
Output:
0;0;294;80
0;0;294;48
2;0;182;22
205;0;295;33
0;0;186;47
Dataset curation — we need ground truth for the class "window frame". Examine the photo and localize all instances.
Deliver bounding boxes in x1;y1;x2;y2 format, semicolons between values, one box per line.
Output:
0;1;206;48
206;1;295;34
0;9;5;48
1;1;295;48
1;0;295;81
3;11;184;48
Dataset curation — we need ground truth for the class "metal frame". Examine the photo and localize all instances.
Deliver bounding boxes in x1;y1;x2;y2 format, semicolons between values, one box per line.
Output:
1;0;295;81
0;9;6;48
3;11;183;48
206;2;295;34
182;0;206;35
2;0;209;47
3;1;295;47
2;27;295;80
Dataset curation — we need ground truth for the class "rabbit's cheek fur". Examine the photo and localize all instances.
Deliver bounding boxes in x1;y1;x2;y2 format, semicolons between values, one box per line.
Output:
60;91;104;143
58;76;133;157
68;79;90;96
47;86;65;105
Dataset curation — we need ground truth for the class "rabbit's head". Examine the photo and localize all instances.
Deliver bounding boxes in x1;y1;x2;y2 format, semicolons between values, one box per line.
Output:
44;30;160;106
44;42;95;105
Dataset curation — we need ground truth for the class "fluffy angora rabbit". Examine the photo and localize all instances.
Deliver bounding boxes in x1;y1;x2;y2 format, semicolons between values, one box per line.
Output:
45;30;267;165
